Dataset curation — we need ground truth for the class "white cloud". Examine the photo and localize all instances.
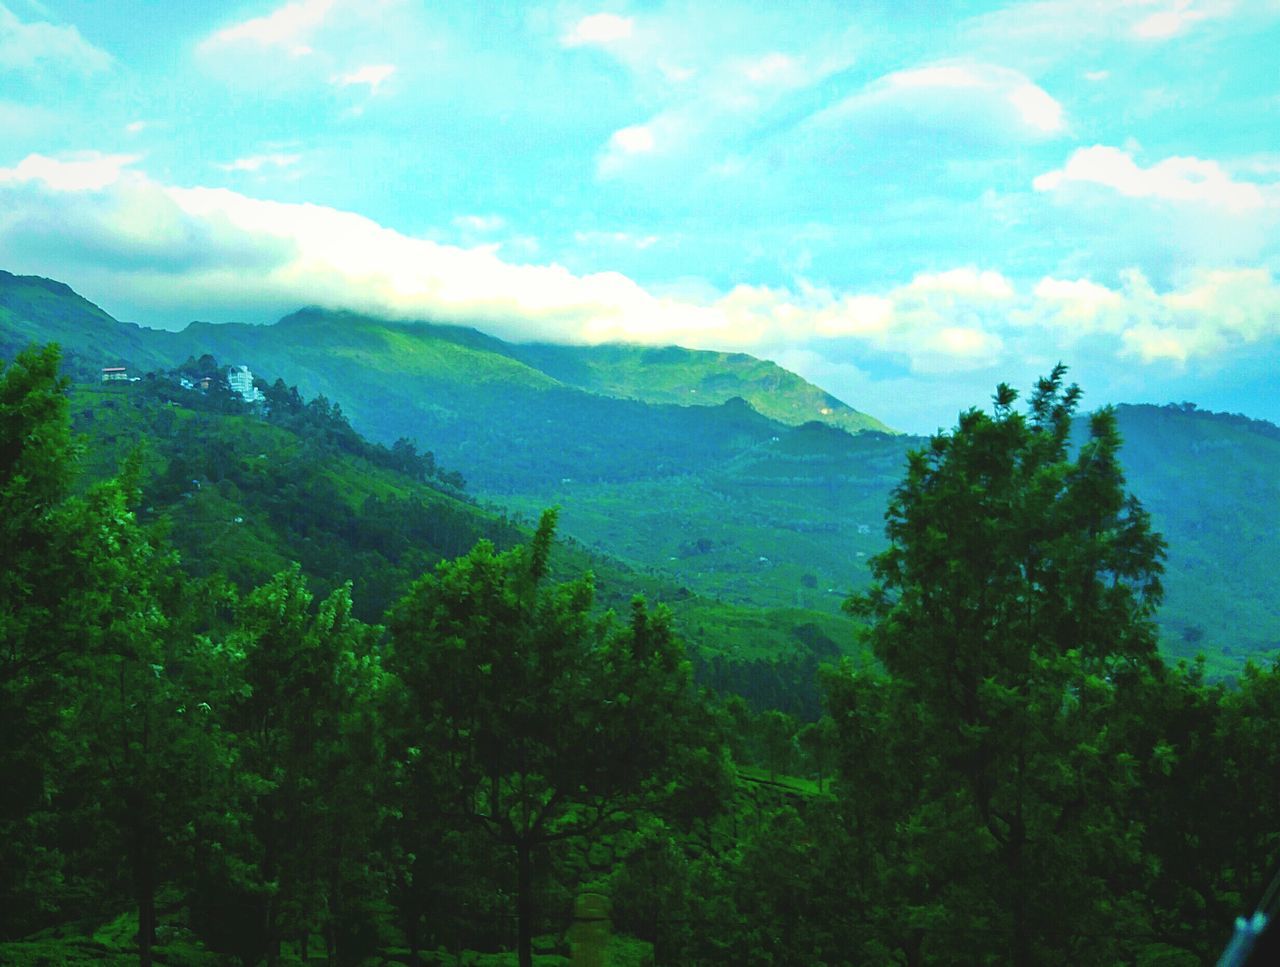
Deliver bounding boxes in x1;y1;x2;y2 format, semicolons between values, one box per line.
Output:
962;0;1251;61
743;52;799;85
452;213;506;233
1029;276;1128;335
598;114;701;178
215;153;302;173
0;2;112;73
882;64;1064;135
4;154;1279;385
808;62;1066;143
0;151;140;191
203;0;335;56
659;62;696;83
1034;145;1271;211
1131;0;1232;39
197;2;410;96
561;12;634;48
0;155;1017;372
904;267;1016;301
579;10;862;180
1029;146;1280;280
609;124;656;155
333;63;395;92
1023;267;1280;363
574;230;662;250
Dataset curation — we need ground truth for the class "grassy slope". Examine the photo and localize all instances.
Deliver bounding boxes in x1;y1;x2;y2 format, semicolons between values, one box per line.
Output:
6;271;1280;674
1110;404;1280;674
70;381;859;667
500;425;910;616
507;341;893;434
0;271;173;379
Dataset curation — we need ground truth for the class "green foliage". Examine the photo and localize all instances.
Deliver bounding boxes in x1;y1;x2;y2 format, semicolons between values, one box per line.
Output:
68;382;508;621
191;568;388;966
389;510;722;967
832;368;1179;964
8;296;1280;967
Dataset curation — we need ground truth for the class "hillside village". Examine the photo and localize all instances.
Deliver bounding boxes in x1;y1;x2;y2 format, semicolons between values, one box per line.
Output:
100;358;265;404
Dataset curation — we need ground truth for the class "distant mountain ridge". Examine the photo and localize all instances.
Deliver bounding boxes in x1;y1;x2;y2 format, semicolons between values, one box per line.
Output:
506;341;891;434
3;268;1280;674
1;269;886;431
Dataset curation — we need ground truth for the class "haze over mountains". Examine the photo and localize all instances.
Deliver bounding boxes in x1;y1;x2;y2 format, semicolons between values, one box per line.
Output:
3;267;1278;674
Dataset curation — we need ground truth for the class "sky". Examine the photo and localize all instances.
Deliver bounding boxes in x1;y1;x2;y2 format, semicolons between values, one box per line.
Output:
0;0;1277;432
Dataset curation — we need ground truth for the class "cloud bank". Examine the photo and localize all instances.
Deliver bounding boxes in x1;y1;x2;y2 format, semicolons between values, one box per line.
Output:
0;2;113;75
3;152;1278;403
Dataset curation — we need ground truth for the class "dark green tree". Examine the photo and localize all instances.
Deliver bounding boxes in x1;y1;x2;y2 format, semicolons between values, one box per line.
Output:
796;715;836;792
198;568;386;967
388;510;708;967
757;709;797;783
0;346;228;966
844;365;1167;965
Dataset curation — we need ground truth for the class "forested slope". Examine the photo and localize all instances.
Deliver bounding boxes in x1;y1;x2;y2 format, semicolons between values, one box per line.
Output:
4;269;1280;672
6;349;1280;966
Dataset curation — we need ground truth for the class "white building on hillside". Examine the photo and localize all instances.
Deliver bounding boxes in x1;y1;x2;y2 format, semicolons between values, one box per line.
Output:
228;365;264;403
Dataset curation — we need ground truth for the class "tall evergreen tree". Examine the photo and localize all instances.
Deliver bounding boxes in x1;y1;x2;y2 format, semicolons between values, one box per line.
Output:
389;510;710;967
196;568;386;967
843;366;1167;965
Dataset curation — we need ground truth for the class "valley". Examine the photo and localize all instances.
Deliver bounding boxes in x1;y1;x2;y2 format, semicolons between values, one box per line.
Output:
4;268;1275;676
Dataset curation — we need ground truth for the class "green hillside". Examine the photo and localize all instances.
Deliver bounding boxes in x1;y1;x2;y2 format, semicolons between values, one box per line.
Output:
5;270;1280;674
1108;404;1280;673
0;271;173;377
69;374;856;716
499;424;910;616
507;341;892;433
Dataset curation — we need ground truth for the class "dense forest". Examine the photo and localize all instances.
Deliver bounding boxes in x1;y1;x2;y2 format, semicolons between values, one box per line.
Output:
4;346;1280;966
8;270;1280;673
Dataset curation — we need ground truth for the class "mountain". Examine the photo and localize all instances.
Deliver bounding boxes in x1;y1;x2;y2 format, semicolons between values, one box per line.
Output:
506;341;891;434
1105;403;1280;673
3;269;1279;674
0;270;173;376
67;371;855;718
39;301;861;493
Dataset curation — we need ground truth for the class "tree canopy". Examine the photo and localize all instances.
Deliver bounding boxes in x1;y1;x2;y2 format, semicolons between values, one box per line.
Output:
388;509;716;967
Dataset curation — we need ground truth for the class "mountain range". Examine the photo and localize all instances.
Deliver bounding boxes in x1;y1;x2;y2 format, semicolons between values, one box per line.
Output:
3;268;1278;677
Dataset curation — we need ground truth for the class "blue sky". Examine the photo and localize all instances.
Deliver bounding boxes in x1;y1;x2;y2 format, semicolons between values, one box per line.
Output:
1;0;1277;432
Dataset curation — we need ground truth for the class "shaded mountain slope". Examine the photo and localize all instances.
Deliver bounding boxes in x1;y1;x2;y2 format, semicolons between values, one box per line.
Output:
4;270;1280;673
69;375;860;719
0;270;173;377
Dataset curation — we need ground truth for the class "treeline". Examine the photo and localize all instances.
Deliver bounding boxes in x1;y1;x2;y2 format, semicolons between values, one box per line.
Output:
1162;400;1280;443
4;346;719;967
80;370;510;622
4;348;1280;966
141;354;467;492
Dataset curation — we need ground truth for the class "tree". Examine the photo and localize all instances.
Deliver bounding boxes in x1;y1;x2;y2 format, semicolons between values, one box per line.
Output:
797;715;836;792
388;510;708;967
843;365;1167;965
201;568;386;967
0;346;228;966
757;709;797;783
